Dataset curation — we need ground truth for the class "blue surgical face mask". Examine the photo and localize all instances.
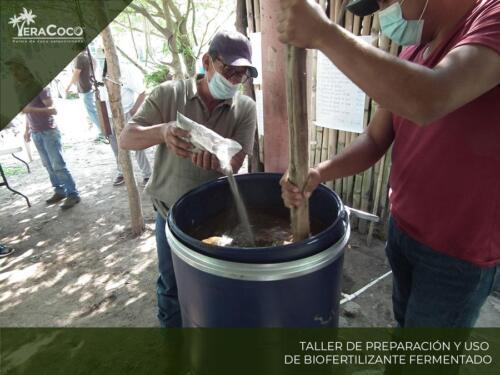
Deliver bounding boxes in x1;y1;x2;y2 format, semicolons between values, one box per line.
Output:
379;0;429;46
208;59;239;100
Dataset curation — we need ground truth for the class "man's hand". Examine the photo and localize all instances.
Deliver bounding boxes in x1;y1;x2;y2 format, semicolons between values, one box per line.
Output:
280;167;322;208
24;130;31;143
161;121;193;158
191;151;220;171
47;107;57;116
277;0;331;49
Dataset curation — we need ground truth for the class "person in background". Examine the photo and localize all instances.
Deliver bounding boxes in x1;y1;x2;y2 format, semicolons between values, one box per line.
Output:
66;49;104;142
23;87;81;209
119;30;258;327
101;58;152;186
279;0;499;327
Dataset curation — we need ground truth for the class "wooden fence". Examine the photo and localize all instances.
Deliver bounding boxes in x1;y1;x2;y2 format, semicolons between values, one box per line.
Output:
245;0;400;243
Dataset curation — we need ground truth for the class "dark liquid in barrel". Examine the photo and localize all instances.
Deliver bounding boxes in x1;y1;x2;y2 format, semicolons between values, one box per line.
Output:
188;207;327;248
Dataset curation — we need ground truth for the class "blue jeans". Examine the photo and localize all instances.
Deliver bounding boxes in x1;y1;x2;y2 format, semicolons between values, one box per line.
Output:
385;216;499;327
80;90;101;135
155;213;182;327
32;128;79;198
108;113;152;179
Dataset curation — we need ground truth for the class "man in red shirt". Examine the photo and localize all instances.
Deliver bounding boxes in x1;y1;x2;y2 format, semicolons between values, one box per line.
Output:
23;87;81;209
279;0;499;327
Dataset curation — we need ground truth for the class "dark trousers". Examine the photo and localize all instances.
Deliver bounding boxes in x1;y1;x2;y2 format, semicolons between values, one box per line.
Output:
385;216;498;327
155;213;182;327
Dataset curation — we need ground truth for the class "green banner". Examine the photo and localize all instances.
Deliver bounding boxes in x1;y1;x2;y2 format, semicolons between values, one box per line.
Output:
1;328;499;375
0;0;132;130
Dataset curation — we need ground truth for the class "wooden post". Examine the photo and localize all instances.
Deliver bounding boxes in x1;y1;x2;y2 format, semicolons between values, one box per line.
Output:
286;46;310;241
261;0;289;172
101;26;145;236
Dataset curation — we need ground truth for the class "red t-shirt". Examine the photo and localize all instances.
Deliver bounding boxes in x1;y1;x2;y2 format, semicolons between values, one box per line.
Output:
390;0;500;267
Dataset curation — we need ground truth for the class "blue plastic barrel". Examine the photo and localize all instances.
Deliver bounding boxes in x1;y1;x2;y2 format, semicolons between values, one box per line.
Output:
166;173;349;327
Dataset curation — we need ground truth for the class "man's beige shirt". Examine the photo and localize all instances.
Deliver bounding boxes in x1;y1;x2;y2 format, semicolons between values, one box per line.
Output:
131;78;256;219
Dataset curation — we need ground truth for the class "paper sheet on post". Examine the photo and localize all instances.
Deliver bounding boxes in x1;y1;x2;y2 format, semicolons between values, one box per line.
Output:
315;36;372;133
176;112;242;173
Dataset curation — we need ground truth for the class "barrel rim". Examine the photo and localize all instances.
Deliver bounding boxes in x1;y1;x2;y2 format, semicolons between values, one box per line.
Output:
167;173;346;262
166;221;350;281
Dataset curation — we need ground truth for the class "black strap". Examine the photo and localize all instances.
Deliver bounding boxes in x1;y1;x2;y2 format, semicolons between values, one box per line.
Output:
86;47;102;92
102;59;108;80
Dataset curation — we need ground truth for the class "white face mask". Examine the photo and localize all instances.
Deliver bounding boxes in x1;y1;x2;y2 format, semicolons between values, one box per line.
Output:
207;58;239;100
379;0;429;46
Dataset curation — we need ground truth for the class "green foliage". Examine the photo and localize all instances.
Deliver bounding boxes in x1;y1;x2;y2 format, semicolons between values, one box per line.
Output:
3;166;27;177
144;66;170;88
111;0;235;79
65;92;79;100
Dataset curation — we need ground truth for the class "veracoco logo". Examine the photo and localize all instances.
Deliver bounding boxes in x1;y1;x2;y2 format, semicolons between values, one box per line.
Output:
9;8;84;43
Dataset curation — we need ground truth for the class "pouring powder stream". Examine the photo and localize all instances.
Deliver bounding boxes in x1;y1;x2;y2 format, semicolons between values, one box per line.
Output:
216;146;255;247
176;112;255;246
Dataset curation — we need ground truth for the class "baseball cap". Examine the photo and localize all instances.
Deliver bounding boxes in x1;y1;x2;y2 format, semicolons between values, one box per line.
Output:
346;0;380;17
209;30;258;78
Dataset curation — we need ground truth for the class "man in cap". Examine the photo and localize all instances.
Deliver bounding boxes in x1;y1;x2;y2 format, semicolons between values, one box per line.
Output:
278;0;499;327
119;30;258;327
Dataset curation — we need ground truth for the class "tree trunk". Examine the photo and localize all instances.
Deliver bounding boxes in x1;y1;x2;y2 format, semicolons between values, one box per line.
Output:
170;50;186;80
101;26;145;236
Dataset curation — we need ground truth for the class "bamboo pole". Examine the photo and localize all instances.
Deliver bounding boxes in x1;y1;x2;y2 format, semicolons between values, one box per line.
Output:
326;130;337;190
245;0;255;33
358;12;381;235
287;46;310;241
236;0;263;172
253;0;261;32
320;126;329;164
309;1;324;173
330;2;343;195
314;127;324;166
317;1;331;178
308;46;319;169
326;0;341;192
341;10;355;205
347;49;361;210
236;0;247;33
352;12;374;230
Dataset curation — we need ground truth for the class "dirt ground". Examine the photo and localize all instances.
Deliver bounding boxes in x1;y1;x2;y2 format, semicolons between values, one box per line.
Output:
1;98;498;328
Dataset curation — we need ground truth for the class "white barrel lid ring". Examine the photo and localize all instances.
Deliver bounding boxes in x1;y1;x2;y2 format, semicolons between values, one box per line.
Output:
166;220;350;282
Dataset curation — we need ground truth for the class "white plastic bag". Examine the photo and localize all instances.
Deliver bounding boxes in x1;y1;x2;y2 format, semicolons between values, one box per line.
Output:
176;111;242;173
